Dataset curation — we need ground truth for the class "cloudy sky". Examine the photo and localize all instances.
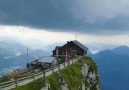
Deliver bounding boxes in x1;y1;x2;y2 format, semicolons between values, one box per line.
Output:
0;0;129;53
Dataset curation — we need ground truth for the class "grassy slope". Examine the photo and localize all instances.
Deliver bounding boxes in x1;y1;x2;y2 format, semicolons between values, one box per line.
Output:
11;56;99;90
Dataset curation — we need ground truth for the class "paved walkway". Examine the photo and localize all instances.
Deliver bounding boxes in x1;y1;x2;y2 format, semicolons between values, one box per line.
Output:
1;59;77;90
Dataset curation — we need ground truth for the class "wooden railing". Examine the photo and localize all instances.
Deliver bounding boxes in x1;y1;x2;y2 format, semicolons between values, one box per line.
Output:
0;58;78;90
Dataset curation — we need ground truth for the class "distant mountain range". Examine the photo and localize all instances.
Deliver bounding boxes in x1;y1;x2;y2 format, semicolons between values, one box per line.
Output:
89;46;129;90
0;40;51;76
1;39;129;90
112;46;129;56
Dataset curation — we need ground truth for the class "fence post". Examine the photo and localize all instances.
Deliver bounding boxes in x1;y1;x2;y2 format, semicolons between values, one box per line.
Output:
58;64;60;72
43;70;45;77
68;59;69;66
64;61;65;68
33;74;35;81
68;60;70;65
15;76;18;87
52;66;54;73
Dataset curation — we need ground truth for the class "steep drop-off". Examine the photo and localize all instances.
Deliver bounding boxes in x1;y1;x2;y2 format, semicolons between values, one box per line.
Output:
12;56;100;90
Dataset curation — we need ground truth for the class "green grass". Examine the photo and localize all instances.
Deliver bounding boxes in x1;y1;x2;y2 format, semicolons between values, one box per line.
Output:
60;61;83;90
11;56;99;90
80;56;98;73
47;73;60;90
0;77;10;83
11;78;46;90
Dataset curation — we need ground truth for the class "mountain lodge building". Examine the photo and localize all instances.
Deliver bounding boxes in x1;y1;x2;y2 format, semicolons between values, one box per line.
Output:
53;40;88;58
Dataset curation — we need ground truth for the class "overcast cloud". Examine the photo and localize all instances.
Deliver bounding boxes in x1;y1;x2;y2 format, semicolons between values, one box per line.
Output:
70;0;129;22
1;0;129;52
0;0;129;34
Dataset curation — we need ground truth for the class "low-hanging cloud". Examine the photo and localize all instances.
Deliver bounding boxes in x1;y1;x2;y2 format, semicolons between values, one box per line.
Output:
0;0;129;34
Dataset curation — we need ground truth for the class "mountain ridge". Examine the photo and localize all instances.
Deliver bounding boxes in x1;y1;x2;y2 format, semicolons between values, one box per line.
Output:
112;45;129;56
90;45;129;90
0;40;49;76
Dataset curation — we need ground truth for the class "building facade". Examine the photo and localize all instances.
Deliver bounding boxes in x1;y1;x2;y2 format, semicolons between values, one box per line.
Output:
28;57;57;70
53;40;88;57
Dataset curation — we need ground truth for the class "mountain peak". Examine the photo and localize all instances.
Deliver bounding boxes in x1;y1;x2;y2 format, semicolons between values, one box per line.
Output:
112;46;129;56
117;45;128;48
94;49;115;56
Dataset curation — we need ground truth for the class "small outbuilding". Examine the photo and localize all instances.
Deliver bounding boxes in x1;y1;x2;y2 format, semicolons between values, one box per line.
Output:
29;57;57;70
38;56;57;69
